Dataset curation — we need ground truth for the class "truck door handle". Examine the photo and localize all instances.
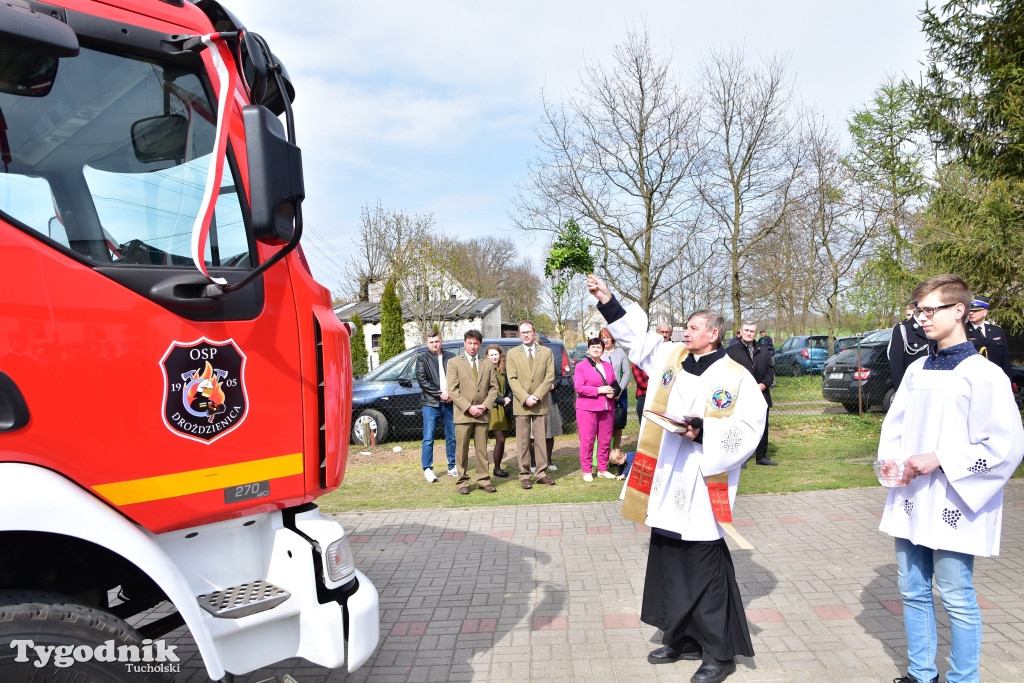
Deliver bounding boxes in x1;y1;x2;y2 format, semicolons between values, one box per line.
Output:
150;273;225;309
0;372;30;431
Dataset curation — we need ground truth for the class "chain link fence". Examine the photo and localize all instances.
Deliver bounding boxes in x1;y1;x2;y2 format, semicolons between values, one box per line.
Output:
350;361;887;448
350;381;580;448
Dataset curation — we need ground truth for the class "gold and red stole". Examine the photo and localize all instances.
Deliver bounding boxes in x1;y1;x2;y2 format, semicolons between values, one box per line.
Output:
623;349;752;549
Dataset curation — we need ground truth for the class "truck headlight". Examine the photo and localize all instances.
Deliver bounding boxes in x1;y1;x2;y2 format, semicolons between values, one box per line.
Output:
325;537;355;583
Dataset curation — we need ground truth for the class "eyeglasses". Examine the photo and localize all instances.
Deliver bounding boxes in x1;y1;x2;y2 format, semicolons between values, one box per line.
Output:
912;303;957;319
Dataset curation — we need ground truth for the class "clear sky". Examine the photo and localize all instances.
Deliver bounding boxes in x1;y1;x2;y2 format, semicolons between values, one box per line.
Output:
235;1;931;295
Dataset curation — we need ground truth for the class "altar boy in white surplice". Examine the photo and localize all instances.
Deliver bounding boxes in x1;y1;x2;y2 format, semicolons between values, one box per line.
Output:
877;274;1024;683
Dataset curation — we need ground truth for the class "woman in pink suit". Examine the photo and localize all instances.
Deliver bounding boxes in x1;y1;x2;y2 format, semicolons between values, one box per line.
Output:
574;337;618;482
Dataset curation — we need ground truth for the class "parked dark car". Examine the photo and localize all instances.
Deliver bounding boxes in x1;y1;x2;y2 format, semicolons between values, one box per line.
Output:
824;327;1023;414
1012;365;1024;410
774;335;833;376
833;336;863;354
351;336;575;445
822;329;895;413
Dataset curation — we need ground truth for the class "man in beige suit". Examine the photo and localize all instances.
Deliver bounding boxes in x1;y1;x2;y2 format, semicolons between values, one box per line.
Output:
447;329;499;494
506;320;556;489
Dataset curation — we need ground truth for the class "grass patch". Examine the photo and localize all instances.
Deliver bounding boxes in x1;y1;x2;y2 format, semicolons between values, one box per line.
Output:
319;374;1023;513
770;374;826;403
318;411;883;513
317;437;627;514
738;414;883;494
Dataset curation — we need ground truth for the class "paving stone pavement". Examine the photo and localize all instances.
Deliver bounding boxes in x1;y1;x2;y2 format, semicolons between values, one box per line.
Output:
170;481;1024;682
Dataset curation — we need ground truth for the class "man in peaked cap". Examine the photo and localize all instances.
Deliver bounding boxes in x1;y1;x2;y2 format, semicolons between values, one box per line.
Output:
965;296;1013;379
889;302;931;390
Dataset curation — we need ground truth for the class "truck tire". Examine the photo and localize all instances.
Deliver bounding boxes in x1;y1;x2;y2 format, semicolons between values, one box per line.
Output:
351;409;388;445
0;590;173;682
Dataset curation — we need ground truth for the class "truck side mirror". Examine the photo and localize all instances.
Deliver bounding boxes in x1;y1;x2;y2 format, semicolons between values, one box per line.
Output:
236;30;295;117
0;3;78;97
243;104;304;244
131;115;188;163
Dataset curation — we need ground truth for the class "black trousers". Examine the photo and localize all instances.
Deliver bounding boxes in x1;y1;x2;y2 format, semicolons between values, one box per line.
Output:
755;408;770;461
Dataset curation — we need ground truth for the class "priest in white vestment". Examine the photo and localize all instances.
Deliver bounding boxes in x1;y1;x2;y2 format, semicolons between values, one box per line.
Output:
589;275;766;683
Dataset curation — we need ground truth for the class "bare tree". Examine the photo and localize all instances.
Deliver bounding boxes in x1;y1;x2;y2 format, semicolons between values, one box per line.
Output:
543;270;588;340
400;234;464;339
799;112;876;347
512;27;704;313
448;236;535;300
445;236;546;326
661;226;724;323
742;182;835;337
696;47;801;326
342;201;435;301
501;264;544;322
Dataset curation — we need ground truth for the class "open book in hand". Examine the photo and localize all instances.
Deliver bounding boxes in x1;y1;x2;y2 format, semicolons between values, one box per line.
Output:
642;409;692;434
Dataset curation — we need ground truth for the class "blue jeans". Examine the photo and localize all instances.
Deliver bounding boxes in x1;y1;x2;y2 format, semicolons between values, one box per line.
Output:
895;537;981;683
616;450;636;476
421;403;455;471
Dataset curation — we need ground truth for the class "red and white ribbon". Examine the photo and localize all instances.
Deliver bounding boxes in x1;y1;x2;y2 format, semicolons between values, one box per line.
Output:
190;34;237;285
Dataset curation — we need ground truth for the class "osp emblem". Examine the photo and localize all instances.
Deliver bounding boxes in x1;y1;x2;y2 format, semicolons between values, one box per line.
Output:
160;338;247;443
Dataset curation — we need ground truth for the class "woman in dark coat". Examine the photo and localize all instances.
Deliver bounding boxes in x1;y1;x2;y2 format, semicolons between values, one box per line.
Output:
485;344;513;477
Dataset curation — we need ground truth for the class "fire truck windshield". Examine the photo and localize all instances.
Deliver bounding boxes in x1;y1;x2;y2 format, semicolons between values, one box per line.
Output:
0;44;251;269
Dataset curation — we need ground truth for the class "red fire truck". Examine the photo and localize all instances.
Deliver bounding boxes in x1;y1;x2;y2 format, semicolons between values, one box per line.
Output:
0;1;379;680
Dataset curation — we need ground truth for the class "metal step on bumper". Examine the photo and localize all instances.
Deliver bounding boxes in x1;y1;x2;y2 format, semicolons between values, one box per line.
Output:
197;579;291;619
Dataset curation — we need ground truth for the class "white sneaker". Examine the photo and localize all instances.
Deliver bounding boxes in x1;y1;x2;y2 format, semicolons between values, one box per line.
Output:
615;474;626;481
583;473;594;482
597;470;616;479
423;468;438;483
547;464;558;472
447;467;458;478
530;467;536;474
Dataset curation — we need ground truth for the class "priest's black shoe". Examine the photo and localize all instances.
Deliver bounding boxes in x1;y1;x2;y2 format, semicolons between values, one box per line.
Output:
646;643;700;664
690;659;736;683
756;458;777;466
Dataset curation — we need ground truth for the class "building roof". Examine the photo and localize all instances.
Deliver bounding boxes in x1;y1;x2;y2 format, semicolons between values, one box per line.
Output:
334;298;502;324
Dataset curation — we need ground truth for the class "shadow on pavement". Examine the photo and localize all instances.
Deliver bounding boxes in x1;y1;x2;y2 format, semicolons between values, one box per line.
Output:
193;522;558;682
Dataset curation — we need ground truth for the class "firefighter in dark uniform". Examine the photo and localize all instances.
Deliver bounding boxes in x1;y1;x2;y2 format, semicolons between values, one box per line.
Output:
965;296;1013;379
888;303;931;389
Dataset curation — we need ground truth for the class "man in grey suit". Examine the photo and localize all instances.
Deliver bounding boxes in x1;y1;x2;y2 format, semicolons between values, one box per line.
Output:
506;321;556;489
447;329;499;494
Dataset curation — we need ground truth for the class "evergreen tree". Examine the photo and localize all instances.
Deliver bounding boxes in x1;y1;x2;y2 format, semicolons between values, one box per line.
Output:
350;312;369;377
916;0;1024;330
845;78;928;319
918;0;1024;179
378;279;406;363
